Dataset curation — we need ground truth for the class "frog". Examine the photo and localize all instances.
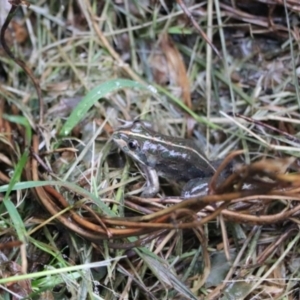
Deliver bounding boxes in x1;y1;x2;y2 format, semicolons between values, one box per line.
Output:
112;120;222;198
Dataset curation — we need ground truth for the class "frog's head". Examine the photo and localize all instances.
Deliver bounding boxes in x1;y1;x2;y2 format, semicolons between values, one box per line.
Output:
112;120;152;166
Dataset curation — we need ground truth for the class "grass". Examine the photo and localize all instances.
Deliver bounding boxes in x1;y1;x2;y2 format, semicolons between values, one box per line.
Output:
1;0;300;299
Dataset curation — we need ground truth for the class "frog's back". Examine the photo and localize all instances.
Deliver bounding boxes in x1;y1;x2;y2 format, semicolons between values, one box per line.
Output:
147;133;216;182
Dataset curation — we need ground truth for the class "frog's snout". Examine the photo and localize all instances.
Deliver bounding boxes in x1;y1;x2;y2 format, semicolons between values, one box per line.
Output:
112;133;127;150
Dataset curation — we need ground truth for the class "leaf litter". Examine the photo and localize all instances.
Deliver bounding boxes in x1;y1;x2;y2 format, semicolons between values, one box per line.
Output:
0;0;300;299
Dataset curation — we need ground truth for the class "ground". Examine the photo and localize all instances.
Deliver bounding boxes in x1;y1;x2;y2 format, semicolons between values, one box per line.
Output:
0;1;300;299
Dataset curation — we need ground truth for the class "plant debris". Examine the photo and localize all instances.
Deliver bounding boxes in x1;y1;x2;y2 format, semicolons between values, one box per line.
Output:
0;0;300;299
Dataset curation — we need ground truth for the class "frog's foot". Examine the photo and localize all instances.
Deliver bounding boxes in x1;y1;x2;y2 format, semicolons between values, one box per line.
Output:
141;185;159;198
181;178;209;198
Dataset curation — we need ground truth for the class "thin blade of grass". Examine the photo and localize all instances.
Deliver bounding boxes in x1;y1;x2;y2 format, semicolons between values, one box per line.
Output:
0;259;123;284
0;180;115;216
3;114;32;144
60;79;149;136
2;150;29;242
1;115;32;241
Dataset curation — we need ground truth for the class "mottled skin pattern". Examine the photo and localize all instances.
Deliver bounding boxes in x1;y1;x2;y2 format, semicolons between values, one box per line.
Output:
112;120;218;197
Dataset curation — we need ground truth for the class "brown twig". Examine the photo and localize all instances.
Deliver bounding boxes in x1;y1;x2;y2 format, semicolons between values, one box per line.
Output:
236;114;300;144
84;0;147;86
176;0;221;59
0;0;44;126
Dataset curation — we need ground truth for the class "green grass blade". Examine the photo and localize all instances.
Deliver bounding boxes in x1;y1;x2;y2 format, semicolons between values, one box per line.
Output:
0;180;115;216
2;150;29;242
60;79;148;136
3;114;32;143
1;115;32;241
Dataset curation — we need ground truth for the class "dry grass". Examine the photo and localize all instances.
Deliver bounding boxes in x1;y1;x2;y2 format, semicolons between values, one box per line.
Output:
0;0;300;299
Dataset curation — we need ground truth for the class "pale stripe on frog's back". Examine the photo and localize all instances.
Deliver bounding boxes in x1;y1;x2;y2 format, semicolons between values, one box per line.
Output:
112;120;218;197
115;128;216;171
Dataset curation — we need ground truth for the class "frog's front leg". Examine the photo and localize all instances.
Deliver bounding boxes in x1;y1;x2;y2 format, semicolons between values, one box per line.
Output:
139;164;160;197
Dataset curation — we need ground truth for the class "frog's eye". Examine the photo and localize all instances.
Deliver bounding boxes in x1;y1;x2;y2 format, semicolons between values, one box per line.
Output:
127;139;139;150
